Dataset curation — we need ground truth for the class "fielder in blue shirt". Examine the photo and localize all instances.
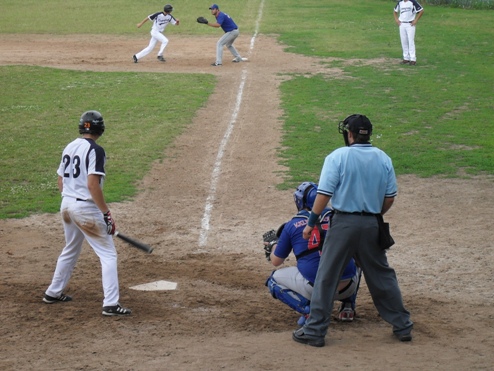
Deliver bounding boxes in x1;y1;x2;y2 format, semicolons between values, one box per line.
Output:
199;4;247;66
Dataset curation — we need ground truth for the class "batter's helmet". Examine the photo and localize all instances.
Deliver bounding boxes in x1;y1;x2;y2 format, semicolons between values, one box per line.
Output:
164;4;173;12
79;110;105;135
294;182;318;211
338;114;372;146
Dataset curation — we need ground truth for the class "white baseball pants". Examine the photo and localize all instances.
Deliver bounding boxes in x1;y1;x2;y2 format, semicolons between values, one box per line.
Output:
45;197;120;307
399;23;417;62
136;30;169;59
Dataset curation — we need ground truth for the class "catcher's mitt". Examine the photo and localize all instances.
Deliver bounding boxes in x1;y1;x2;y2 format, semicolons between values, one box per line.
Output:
263;229;278;261
197;16;209;24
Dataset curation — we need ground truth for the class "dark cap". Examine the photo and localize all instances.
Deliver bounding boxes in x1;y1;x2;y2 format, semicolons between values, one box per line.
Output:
343;114;372;135
209;4;219;9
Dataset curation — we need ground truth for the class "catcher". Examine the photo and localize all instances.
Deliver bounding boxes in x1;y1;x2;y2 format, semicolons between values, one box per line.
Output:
263;182;361;325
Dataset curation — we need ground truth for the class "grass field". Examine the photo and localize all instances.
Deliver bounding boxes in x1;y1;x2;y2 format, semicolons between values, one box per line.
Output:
1;0;493;218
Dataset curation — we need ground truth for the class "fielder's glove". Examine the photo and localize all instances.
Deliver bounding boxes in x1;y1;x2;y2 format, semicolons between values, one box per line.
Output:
197;16;209;24
103;210;116;235
263;229;278;261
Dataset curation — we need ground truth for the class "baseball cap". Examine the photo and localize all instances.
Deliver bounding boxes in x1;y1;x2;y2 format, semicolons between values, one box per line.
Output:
209;4;219;10
345;114;372;135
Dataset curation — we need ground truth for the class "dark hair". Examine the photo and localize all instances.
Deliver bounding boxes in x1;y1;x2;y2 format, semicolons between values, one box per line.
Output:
353;132;371;144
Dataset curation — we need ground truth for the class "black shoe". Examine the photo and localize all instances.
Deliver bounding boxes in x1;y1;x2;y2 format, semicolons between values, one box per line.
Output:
157;56;166;62
395;332;413;342
400;60;410;64
409;61;416;66
43;293;72;304
102;304;132;316
292;328;325;347
133;55;138;63
211;62;222;66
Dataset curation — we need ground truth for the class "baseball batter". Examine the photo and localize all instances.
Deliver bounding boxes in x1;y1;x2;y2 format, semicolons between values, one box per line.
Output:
394;0;424;65
133;4;180;63
43;111;131;316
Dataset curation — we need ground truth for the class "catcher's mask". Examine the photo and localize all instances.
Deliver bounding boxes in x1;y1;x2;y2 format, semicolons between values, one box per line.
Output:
79;110;105;136
164;4;173;13
338;114;372;146
294;182;318;211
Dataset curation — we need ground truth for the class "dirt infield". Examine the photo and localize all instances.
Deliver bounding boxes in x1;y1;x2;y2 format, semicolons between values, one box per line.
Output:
1;34;493;370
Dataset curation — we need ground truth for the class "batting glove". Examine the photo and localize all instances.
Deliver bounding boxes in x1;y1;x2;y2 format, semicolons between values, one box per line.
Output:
103;210;116;235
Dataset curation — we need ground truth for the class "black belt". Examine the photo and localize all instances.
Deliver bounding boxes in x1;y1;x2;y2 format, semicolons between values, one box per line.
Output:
308;279;352;293
334;210;377;216
402;21;412;23
338;279;353;294
76;198;87;202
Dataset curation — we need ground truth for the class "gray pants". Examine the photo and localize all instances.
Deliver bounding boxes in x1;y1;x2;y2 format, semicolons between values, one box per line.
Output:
304;214;413;338
216;29;241;64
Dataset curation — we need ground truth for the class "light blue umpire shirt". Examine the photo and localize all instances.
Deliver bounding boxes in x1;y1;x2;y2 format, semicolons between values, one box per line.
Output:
317;144;397;214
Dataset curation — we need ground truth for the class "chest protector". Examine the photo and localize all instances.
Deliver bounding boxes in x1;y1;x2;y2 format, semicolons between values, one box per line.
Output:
294;209;333;260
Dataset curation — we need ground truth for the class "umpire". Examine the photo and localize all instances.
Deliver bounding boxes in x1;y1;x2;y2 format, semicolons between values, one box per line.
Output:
292;114;413;347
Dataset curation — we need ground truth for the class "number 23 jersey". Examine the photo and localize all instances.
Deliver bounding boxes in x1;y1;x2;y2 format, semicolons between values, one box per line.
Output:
57;138;106;200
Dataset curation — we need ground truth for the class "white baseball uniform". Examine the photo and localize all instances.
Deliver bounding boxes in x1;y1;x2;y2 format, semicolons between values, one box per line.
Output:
394;0;424;62
135;12;178;60
45;137;121;307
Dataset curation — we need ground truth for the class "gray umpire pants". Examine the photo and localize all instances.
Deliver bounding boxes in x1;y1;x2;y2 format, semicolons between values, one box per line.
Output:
216;29;241;64
303;214;413;338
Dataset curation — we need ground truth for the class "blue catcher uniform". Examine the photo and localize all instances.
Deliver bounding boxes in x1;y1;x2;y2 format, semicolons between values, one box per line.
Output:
266;197;361;324
273;209;358;291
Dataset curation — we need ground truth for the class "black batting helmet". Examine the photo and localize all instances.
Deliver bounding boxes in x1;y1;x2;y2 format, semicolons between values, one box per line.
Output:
164;4;173;12
79;110;105;135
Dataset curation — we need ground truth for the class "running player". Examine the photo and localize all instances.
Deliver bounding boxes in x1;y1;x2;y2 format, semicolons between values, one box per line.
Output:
133;4;180;63
43;111;131;316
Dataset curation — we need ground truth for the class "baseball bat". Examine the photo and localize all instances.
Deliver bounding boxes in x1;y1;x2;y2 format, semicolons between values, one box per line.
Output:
114;231;154;254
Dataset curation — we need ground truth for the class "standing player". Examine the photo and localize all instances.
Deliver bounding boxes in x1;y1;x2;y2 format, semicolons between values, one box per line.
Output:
133;4;180;63
264;182;361;326
292;114;413;348
394;0;424;65
43;111;131;317
197;4;247;66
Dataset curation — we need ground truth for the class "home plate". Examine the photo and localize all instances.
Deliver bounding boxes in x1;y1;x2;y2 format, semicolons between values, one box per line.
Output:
130;280;177;291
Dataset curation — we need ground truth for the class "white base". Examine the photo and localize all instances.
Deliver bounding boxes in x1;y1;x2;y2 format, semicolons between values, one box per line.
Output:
130;280;177;291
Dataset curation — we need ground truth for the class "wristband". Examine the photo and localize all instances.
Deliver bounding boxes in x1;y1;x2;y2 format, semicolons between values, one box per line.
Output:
307;212;320;228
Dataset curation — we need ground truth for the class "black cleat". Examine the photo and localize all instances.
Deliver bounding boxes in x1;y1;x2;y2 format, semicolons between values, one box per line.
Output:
102;304;132;316
43;293;72;304
292;328;325;347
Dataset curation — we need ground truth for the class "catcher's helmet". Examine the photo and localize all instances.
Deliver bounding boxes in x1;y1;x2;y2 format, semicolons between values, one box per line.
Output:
164;4;173;12
79;110;105;135
294;182;318;211
338;114;372;146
